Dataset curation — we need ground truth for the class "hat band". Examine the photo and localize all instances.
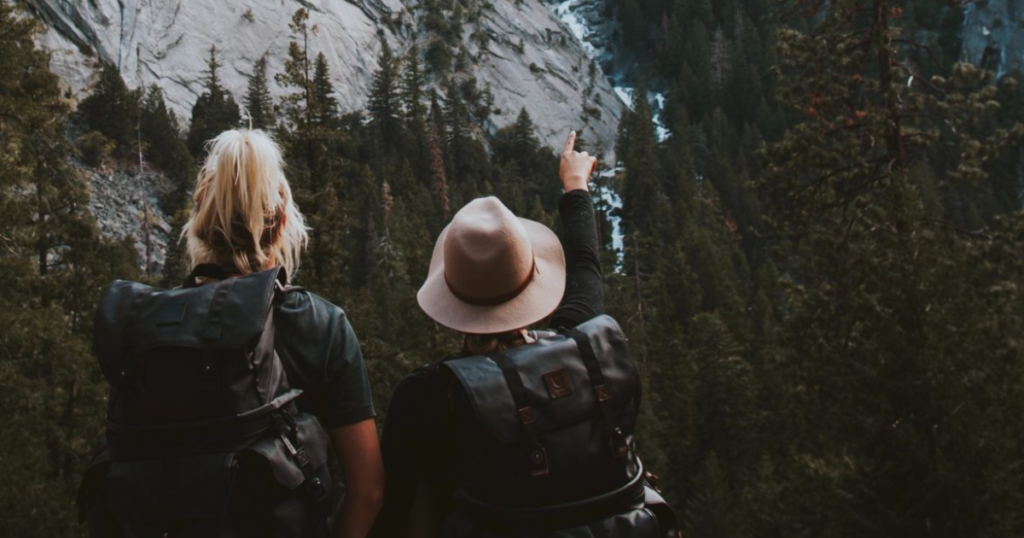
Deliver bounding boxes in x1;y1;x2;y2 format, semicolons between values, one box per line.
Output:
444;255;537;307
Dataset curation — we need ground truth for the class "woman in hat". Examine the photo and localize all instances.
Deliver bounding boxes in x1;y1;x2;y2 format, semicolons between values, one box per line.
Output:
371;131;609;536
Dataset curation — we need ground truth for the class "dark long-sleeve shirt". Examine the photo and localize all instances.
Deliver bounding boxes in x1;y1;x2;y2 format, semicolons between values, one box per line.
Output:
370;190;603;537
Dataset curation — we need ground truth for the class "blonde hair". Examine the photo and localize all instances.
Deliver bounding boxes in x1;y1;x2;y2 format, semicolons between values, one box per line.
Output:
183;129;308;280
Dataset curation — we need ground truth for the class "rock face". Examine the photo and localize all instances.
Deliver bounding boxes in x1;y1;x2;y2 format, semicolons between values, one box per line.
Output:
27;0;623;159
85;164;174;275
961;0;1024;76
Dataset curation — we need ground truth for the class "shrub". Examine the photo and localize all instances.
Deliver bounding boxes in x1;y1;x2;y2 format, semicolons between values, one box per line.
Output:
77;131;114;167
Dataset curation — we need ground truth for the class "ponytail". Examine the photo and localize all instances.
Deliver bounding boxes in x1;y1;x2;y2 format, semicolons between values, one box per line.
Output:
183;129;308;280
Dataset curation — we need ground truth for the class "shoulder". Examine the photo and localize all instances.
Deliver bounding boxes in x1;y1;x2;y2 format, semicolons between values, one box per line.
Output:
275;289;353;333
274;289;364;378
388;359;465;415
393;362;451;400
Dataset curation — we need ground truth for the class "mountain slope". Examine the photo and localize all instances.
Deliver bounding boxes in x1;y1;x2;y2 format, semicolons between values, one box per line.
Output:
28;0;623;159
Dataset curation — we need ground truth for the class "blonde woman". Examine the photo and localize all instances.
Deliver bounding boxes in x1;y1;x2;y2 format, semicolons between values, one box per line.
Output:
183;129;384;537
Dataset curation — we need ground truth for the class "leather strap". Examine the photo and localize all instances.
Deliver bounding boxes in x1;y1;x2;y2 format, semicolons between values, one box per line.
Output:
114;293;142;399
453;457;647;527
198;278;234;391
564;328;629;458
184;263;232;288
276;412;330;509
492;352;550;477
106;390;302;460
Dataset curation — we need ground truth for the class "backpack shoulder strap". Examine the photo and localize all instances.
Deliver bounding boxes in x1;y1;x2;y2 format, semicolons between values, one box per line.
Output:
491;351;550;477
563;327;630;459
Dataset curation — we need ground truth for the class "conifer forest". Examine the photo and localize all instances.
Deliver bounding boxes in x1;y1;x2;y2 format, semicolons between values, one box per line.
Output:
3;0;1024;535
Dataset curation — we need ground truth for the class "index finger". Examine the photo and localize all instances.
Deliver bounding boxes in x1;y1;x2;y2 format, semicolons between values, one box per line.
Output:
562;130;577;154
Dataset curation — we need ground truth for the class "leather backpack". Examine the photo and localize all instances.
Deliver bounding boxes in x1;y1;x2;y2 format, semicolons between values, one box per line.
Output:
439;315;678;537
77;265;333;538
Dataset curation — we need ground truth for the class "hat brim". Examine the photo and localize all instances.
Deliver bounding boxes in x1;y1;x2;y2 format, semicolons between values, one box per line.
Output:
417;218;566;335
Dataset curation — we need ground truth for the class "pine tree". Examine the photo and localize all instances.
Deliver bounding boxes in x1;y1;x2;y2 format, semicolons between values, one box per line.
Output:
277;8;314;132
492;108;558;213
276;8;322;192
140;86;192;193
428;115;450;220
244;54;276;130
368;34;402;152
401;44;426;123
312;52;340;127
186;46;241;157
0;4;141;534
77;63;140;161
443;85;472;183
758;1;1024;533
618;83;663;242
426;92;451;220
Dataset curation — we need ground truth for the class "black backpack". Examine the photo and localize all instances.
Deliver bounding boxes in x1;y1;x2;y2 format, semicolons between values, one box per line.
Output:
77;265;333;538
439;315;677;537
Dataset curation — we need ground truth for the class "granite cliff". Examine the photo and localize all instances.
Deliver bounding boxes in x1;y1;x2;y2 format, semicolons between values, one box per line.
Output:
27;0;624;157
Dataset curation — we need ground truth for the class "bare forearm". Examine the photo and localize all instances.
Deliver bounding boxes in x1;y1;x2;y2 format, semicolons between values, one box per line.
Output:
330;420;385;538
336;489;383;538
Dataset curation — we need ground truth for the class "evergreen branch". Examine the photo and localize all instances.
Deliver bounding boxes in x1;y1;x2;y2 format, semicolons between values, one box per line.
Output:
792;155;891;202
822;122;867;137
892;39;950;78
0;111;24;125
823;29;871;52
0;231;19;256
923;218;993;241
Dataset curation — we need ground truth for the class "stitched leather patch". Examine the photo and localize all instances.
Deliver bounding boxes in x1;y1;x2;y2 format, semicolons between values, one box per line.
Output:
542;368;574;400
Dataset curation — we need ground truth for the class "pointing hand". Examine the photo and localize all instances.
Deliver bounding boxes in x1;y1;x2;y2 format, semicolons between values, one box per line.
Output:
559;130;597;193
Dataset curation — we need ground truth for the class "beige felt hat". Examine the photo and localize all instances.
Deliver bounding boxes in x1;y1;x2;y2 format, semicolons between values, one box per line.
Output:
417;196;566;335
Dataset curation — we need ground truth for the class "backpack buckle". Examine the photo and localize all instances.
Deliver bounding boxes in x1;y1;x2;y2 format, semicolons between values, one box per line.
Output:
610;427;630;458
528;447;549;477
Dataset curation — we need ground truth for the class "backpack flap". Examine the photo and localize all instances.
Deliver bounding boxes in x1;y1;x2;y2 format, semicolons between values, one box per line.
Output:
94;279;147;384
442;316;643;510
443;315;639;445
95;268;289;426
95;268;285;368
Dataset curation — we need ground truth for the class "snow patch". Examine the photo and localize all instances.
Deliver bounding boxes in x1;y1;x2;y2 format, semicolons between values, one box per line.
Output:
554;0;597;56
612;86;671;142
594;167;625;270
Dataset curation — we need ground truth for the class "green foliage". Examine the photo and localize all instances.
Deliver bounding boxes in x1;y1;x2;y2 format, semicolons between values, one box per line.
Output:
186;46;241;158
368;35;402;158
312;52;340;127
77;63;140;161
8;1;1024;536
76;130;114;167
603;1;1024;536
244;55;276;130
141;85;193;204
0;3;142;536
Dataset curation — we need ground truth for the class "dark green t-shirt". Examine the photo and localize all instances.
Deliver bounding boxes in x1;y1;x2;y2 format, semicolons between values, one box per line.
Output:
273;290;376;429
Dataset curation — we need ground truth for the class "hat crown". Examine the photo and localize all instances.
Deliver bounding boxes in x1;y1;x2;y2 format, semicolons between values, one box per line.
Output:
443;197;535;305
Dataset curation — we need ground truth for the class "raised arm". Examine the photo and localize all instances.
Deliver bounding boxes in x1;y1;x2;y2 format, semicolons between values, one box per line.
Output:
551;131;604;329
